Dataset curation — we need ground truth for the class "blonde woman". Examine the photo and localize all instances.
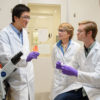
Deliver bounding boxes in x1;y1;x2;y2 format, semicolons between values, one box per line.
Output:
51;23;80;100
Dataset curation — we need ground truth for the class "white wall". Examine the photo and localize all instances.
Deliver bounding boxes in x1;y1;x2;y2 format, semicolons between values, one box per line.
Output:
0;0;19;29
67;0;100;42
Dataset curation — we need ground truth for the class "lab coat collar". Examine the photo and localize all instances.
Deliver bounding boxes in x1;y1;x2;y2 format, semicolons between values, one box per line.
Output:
57;40;62;47
56;40;71;55
57;40;71;47
10;24;22;34
81;41;100;59
8;24;22;44
88;41;100;51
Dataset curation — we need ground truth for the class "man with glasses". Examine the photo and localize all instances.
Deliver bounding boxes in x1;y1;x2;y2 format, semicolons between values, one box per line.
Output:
0;4;39;100
54;21;100;100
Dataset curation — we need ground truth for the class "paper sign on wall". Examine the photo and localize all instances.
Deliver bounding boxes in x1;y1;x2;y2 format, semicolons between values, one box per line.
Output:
38;29;48;42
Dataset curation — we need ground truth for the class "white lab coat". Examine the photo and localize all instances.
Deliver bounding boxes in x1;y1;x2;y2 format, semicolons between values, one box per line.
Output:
60;41;100;100
51;40;80;100
0;25;34;100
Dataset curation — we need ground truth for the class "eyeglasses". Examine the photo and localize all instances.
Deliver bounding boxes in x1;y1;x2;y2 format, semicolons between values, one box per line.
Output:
58;29;66;32
21;16;30;20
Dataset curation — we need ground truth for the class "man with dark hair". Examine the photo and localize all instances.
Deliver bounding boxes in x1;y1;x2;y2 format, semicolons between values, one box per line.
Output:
54;21;100;100
0;4;39;100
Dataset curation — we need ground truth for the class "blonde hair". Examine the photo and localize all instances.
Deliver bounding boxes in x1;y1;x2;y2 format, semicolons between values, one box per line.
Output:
59;23;74;40
78;20;98;40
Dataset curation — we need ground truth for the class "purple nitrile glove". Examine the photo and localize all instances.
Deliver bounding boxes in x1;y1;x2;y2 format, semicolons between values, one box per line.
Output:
26;51;40;62
61;65;78;77
56;61;62;69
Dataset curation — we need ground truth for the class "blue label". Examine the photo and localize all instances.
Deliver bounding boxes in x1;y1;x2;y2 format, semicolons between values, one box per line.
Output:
1;71;6;77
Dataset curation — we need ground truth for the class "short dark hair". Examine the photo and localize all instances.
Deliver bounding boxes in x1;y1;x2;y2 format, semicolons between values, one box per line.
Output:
12;4;30;22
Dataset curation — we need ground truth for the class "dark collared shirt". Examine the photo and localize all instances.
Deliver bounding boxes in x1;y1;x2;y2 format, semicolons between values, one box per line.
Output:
84;41;96;57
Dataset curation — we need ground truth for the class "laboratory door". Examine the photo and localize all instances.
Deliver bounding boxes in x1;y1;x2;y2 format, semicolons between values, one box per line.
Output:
27;3;60;100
